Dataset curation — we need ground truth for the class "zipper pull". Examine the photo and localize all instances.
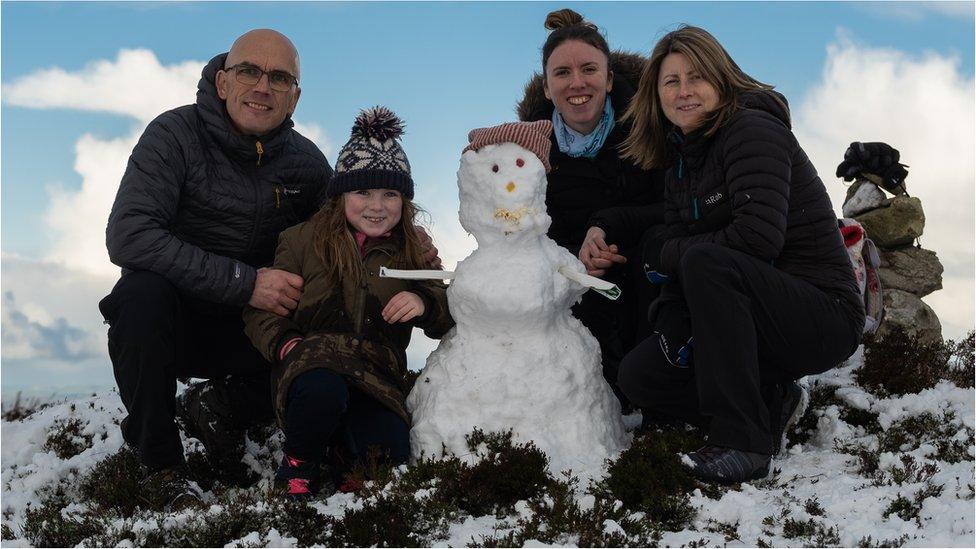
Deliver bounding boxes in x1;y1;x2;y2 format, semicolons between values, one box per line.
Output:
255;141;264;167
677;155;684;180
274;185;281;208
692;197;700;220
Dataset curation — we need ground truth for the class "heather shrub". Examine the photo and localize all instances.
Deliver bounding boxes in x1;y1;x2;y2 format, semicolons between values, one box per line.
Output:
2;392;52;422
591;428;706;531
43;416;94;459
857;327;974;397
77;446;144;515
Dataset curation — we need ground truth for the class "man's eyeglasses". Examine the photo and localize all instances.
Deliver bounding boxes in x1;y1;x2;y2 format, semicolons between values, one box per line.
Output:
225;64;298;92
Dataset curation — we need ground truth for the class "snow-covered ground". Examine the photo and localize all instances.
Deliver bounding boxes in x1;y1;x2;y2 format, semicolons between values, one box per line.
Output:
2;349;974;547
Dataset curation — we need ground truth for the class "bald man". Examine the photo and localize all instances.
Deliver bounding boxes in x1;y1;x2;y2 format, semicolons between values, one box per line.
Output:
100;29;331;506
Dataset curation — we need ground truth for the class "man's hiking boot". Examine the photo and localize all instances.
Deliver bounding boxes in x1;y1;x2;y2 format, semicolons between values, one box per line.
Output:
274;454;321;501
773;381;808;456
139;466;203;511
684;445;770;485
175;381;250;484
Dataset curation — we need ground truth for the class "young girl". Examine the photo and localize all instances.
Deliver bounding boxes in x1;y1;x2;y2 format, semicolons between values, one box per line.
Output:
243;107;454;498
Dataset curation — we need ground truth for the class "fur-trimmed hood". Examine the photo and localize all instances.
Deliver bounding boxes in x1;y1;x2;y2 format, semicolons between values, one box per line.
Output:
516;50;648;122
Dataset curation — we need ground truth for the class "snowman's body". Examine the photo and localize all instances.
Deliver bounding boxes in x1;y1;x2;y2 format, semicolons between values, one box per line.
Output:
406;142;626;474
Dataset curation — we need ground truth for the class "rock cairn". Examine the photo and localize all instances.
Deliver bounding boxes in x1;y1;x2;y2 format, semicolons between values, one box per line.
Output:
838;142;944;344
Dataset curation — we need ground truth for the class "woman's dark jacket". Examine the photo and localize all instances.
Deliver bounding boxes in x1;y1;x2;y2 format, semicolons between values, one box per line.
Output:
516;52;665;254
661;90;864;321
106;53;332;308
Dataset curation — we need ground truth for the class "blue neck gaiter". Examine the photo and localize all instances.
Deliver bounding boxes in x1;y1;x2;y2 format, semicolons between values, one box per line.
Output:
552;99;615;158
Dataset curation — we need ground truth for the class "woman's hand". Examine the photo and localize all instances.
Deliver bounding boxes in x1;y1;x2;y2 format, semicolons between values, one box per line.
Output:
579;226;627;277
383;291;426;323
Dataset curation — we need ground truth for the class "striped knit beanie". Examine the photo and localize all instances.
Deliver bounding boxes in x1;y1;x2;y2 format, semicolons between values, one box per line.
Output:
329;106;414;199
464;120;554;173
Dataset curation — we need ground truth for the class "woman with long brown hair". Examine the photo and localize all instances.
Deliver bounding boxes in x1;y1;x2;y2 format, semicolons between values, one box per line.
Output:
616;26;864;483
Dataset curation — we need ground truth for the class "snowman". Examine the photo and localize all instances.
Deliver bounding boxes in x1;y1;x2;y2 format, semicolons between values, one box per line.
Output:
401;120;627;474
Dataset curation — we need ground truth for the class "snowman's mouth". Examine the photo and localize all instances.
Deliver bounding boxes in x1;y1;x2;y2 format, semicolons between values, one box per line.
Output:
494;207;535;226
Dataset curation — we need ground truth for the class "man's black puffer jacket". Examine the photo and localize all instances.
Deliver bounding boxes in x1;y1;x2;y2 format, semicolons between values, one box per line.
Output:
661;90;864;322
516;52;665;255
106;53;332;307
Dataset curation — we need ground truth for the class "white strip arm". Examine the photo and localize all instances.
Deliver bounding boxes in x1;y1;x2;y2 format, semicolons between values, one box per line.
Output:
557;266;621;301
379;266;456;280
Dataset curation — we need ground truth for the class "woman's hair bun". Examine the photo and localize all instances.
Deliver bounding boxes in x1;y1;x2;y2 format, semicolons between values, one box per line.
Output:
544;8;596;31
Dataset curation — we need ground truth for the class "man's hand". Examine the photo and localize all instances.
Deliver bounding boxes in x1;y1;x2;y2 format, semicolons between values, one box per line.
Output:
382;291;425;323
415;226;443;270
249;268;304;316
579;226;627;277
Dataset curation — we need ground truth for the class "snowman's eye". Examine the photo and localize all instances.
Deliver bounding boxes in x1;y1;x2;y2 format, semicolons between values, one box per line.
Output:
516;158;525;167
492;164;499;173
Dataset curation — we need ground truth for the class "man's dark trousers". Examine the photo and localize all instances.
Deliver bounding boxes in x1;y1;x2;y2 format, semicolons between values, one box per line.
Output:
99;270;273;470
619;243;860;455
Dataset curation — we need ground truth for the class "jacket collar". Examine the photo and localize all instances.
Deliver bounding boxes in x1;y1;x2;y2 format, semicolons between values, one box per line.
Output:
667;124;711;169
196;53;293;163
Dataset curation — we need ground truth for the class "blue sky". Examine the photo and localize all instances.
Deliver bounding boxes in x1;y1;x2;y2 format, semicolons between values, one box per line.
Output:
2;1;974;398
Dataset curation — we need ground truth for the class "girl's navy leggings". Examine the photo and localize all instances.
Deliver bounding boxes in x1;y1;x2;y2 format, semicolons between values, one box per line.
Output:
283;368;409;470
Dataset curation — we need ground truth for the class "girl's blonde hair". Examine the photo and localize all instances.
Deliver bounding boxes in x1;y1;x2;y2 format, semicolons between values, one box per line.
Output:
309;194;428;284
620;25;784;170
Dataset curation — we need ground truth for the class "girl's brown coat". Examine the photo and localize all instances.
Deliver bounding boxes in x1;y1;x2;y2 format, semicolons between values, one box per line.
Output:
243;221;454;427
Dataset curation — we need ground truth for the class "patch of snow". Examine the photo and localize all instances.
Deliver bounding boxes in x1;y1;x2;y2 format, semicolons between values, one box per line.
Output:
602;518;625;536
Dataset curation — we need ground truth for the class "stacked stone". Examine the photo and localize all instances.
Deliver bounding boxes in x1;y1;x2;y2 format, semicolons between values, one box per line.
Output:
842;175;944;344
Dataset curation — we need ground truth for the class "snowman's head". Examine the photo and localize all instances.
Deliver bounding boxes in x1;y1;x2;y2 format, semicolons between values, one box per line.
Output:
458;142;551;242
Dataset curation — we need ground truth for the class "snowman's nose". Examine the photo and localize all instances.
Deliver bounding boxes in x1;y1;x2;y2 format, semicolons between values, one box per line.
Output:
506;182;516;193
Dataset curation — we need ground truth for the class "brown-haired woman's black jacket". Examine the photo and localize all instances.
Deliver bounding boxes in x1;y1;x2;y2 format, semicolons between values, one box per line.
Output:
661;90;864;325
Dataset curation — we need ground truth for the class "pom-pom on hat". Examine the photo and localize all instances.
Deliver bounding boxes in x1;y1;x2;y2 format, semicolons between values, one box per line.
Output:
464;120;554;173
329;106;414;198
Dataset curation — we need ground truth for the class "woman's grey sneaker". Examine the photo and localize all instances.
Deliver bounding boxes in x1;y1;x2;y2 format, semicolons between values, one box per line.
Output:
774;381;809;456
684;445;770;484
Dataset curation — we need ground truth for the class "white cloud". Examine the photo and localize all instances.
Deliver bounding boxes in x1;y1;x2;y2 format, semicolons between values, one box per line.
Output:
794;32;975;339
44;130;143;278
1;292;97;361
293;121;334;158
1;49;204;123
928;1;976;18
1;255;114;364
428;224;477;272
857;1;975;21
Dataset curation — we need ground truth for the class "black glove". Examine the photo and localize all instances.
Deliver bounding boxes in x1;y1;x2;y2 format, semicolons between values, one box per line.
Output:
641;226;669;284
648;287;694;368
835;141;909;195
656;331;694;368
